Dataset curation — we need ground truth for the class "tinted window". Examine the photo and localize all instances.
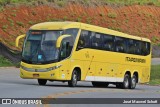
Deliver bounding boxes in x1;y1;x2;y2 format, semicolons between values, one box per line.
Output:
146;42;151;55
115;37;127;53
103;34;114;51
128;39;135;54
77;30;90;50
60;29;79;60
63;28;79;39
134;40;141;55
141;42;150;56
127;39;141;55
63;28;79;46
44;31;62;41
91;32;103;49
76;29;151;56
60;38;71;60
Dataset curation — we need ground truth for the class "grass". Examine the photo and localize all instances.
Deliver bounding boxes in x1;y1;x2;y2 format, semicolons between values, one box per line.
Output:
63;16;68;21
0;6;4;12
0;0;160;7
1;25;8;30
10;22;14;27
150;65;160;85
104;0;160;6
76;17;82;22
86;17;92;24
16;21;24;27
28;21;34;25
31;11;37;16
0;55;14;67
55;0;66;7
7;18;14;23
11;13;16;17
151;36;160;43
107;12;117;19
99;13;104;17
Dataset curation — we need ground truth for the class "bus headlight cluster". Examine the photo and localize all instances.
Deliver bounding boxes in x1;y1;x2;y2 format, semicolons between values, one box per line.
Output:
21;65;62;72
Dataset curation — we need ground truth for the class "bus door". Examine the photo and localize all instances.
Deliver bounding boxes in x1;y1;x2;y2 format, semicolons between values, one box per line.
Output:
58;38;72;80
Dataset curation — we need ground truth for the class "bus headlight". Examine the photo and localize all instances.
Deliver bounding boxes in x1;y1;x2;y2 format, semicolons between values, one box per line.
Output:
47;64;62;71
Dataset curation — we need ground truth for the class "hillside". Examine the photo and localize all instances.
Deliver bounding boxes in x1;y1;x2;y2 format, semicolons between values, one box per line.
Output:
0;0;160;51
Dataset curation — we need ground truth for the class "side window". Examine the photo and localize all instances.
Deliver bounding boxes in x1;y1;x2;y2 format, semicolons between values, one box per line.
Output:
77;30;90;50
63;28;79;47
128;39;135;54
103;34;114;51
59;28;79;60
141;42;150;56
91;32;103;49
147;42;151;55
115;37;127;53
63;28;79;39
134;40;141;55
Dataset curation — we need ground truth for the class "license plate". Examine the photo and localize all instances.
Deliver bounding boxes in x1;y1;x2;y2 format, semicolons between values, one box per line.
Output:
33;74;39;78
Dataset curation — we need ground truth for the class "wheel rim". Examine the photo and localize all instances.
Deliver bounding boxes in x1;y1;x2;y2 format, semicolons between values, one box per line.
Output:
132;77;136;88
124;78;129;88
72;72;77;85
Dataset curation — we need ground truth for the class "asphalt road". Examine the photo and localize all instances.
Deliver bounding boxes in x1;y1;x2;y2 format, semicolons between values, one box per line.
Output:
0;66;160;107
152;58;160;65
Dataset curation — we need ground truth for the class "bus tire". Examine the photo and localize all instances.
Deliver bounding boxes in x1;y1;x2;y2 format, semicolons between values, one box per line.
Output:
38;79;47;85
92;82;109;87
122;74;130;89
68;70;78;87
130;75;137;89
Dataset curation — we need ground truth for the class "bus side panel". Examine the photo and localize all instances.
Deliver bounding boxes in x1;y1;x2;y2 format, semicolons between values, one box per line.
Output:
84;62;96;81
70;60;84;80
71;49;91;81
95;62;106;81
140;67;150;83
57;59;71;80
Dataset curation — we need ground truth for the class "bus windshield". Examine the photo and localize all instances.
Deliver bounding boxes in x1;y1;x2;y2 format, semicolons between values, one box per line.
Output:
22;30;63;64
22;29;79;64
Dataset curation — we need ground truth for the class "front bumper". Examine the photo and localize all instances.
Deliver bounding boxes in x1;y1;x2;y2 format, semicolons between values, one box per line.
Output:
20;62;64;80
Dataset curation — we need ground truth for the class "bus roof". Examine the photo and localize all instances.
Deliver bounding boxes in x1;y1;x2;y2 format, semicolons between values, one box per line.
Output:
30;21;150;42
30;22;80;30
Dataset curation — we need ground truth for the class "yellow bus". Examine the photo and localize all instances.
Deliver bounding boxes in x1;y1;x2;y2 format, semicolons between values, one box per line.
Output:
16;22;151;89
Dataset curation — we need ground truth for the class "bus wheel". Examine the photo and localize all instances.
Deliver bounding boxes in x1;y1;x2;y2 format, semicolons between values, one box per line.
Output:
68;70;78;87
38;79;47;85
92;82;109;87
130;75;137;89
122;74;130;89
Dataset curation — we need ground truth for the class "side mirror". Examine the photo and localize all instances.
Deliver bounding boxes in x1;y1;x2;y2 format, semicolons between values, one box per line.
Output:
16;34;26;47
56;35;71;48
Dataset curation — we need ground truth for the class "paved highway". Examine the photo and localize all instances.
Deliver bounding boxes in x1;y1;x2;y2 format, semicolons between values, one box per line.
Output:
152;58;160;65
0;58;159;107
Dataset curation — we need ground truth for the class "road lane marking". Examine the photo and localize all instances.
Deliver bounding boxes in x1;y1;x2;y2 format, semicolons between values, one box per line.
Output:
35;87;160;107
37;89;107;107
42;89;103;98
